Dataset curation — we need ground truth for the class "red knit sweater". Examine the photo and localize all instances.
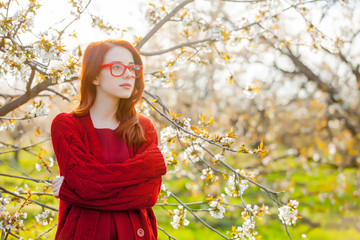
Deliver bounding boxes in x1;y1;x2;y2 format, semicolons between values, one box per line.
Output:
51;112;167;240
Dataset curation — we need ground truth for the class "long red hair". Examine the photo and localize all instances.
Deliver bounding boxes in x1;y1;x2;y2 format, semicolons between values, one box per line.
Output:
73;39;146;146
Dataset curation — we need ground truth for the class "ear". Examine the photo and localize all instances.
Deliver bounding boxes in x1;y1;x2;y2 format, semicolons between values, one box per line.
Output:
92;77;100;86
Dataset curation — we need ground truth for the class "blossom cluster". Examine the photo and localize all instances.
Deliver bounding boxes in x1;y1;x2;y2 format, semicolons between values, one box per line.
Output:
27;100;49;117
241;204;270;220
0;211;27;231
0;121;15;132
228;218;257;240
160;126;178;145
228;204;270;240
207;194;226;219
35;156;55;171
225;169;256;198
170;205;190;229
35;209;55;226
278;200;300;226
181;9;209;32
158;184;171;203
145;0;172;25
0;195;27;231
200;167;219;185
220;136;235;147
212;153;225;165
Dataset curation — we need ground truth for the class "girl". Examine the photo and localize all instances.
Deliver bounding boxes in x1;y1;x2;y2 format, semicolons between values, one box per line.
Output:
50;39;167;240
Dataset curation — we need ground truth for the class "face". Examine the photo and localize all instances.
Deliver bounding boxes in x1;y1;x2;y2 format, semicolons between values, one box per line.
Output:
93;46;137;100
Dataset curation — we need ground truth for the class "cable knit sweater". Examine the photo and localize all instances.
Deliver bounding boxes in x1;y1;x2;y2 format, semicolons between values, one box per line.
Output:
51;112;167;240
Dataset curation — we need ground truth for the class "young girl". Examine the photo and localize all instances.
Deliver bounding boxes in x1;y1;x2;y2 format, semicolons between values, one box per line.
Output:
50;39;167;240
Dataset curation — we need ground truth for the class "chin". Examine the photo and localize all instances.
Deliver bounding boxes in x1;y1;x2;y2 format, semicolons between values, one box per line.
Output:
119;94;132;99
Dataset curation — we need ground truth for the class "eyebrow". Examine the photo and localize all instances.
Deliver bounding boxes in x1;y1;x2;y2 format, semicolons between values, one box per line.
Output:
109;60;135;65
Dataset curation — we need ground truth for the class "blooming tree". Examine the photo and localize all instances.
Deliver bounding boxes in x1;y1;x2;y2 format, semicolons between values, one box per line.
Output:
0;0;359;239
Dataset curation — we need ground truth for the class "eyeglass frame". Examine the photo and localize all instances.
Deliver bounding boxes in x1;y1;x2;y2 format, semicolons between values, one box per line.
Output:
100;62;143;78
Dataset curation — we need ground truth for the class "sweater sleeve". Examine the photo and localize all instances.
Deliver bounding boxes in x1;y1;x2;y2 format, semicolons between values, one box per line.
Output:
51;113;166;204
58;177;162;211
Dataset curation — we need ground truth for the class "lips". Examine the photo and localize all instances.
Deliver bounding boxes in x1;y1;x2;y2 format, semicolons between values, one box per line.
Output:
120;83;132;88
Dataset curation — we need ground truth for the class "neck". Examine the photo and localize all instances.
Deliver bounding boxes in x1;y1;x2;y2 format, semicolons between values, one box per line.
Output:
90;92;120;126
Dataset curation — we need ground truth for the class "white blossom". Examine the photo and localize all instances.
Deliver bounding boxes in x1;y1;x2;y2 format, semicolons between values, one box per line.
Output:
27;101;49;117
225;169;254;197
160;184;171;199
0;195;11;205
160;126;177;144
49;157;54;167
35;163;42;171
0;122;7;132
220;137;234;146
200;168;218;184
8;122;15;132
35;210;55;226
278;200;299;226
170;205;190;229
184;144;204;162
229;218;258;240
182;117;192;131
215;153;225;162
209;200;225;219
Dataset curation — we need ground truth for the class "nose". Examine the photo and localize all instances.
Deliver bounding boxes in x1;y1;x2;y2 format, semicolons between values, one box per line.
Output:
123;68;132;79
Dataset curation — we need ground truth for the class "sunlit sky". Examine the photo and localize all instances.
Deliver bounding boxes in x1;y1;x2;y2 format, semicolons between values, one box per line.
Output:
32;0;148;47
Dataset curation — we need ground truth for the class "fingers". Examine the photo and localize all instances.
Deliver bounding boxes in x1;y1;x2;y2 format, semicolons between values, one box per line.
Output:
52;178;64;188
52;176;64;197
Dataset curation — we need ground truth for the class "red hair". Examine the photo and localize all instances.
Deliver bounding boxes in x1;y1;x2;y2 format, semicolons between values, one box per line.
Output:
73;39;146;146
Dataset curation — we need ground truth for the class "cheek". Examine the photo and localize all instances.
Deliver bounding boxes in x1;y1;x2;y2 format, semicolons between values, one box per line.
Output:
98;72;115;85
98;69;113;80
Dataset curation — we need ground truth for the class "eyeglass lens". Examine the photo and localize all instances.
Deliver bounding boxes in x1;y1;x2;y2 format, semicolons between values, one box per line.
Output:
111;64;141;77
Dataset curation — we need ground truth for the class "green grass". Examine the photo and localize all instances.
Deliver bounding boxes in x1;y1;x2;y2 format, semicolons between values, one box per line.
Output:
1;149;360;239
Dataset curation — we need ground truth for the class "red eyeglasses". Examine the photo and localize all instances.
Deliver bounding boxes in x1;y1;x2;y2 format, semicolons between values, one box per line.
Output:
100;63;143;78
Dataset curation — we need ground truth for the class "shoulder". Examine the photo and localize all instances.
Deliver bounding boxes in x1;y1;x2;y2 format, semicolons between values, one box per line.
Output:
51;112;83;134
138;114;156;132
137;114;158;143
52;112;76;122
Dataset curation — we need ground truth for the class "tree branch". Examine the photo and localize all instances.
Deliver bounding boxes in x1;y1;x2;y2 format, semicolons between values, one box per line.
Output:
136;0;195;50
0;78;53;116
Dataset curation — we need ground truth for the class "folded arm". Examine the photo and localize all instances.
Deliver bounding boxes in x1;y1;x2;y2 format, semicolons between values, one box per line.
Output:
51;113;166;207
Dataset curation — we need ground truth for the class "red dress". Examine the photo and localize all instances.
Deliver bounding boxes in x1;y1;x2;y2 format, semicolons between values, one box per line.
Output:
94;127;134;240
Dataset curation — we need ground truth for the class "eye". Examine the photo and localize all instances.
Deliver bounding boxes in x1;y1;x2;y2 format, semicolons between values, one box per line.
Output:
130;65;141;71
112;64;123;70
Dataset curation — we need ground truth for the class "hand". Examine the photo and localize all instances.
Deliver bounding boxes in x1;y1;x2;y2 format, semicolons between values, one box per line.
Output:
51;176;64;198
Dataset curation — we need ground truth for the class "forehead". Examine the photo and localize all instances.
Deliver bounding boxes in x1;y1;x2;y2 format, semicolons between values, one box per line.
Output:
103;46;134;64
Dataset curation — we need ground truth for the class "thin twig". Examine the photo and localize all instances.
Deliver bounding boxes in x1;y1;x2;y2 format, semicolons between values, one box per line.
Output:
0;116;43;120
0;138;51;155
0;159;30;177
140;38;214;56
157;226;178;240
0;173;51;184
170;192;230;239
0;186;58;211
45;87;72;102
35;223;58;240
